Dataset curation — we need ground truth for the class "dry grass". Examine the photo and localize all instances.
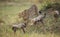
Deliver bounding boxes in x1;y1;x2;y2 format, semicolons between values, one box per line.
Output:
0;2;60;37
1;31;60;37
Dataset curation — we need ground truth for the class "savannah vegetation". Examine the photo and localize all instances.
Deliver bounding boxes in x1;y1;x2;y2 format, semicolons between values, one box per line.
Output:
0;0;60;37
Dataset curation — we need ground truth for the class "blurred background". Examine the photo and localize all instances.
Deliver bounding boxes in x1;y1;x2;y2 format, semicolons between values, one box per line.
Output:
0;0;60;37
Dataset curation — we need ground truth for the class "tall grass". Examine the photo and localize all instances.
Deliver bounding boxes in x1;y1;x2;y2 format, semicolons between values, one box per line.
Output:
0;1;60;37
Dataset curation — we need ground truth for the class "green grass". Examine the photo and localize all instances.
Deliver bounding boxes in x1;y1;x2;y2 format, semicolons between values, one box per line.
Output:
0;3;32;25
1;31;60;37
0;2;60;37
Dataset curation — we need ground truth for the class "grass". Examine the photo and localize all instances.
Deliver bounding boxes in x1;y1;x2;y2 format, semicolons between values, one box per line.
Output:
0;2;32;25
1;31;60;37
0;2;60;37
